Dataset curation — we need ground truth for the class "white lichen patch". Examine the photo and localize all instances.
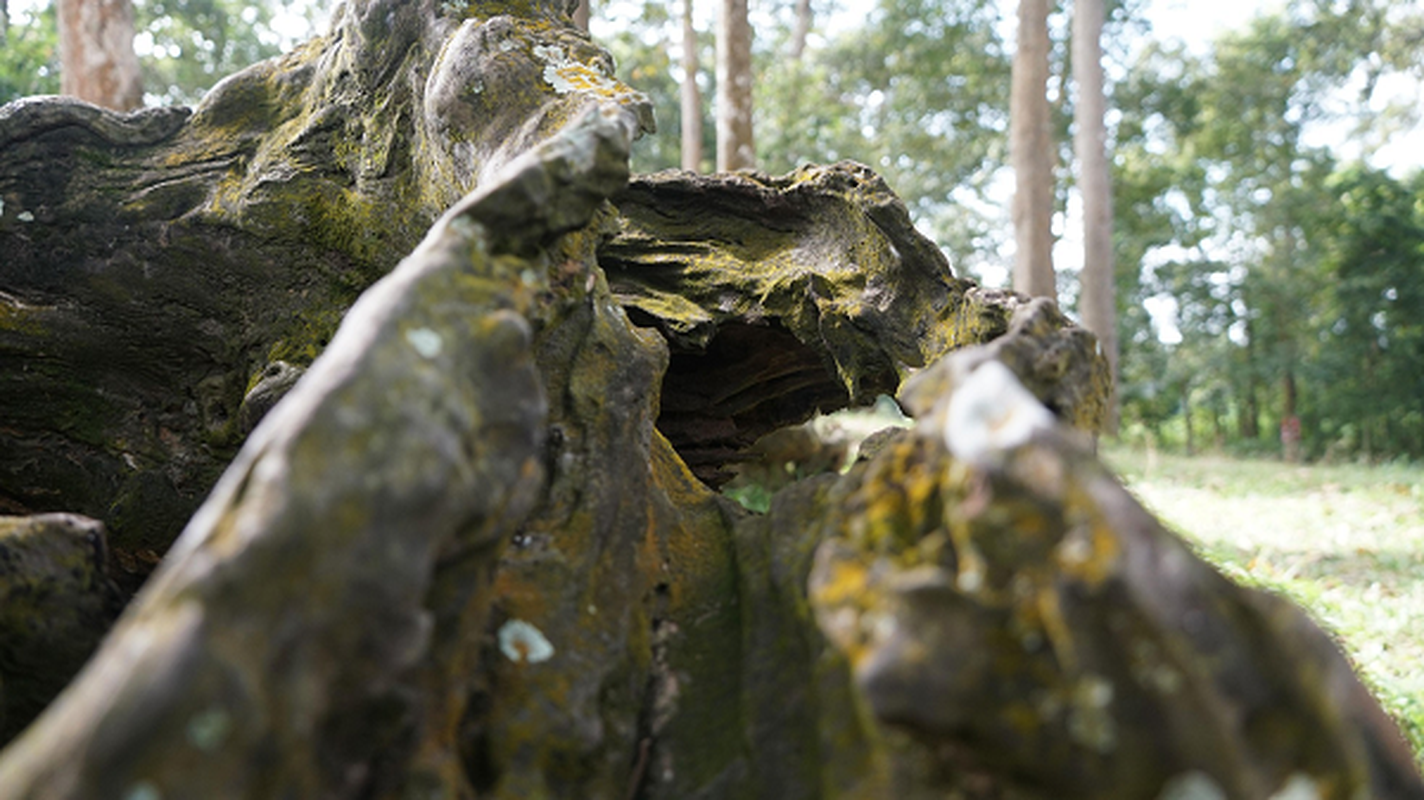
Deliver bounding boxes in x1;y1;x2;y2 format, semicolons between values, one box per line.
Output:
1063;530;1099;566
122;782;163;800
1067;673;1117;753
1269;774;1322;800
955;565;984;593
1157;771;1227;800
405;327;443;359
186;707;232;753
498;619;554;664
532;43;624;97
942;360;1054;465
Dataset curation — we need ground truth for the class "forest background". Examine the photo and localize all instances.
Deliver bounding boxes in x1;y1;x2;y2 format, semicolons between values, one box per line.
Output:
3;0;1424;462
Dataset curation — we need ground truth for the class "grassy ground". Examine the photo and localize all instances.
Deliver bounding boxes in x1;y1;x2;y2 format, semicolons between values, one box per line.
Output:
1102;445;1424;764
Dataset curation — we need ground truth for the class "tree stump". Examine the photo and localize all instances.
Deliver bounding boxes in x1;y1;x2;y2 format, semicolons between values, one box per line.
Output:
0;0;1419;797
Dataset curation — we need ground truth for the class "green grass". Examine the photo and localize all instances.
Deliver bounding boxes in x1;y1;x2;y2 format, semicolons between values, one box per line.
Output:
1102;445;1424;764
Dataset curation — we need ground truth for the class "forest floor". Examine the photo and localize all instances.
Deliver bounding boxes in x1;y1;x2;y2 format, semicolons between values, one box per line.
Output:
1102;445;1424;765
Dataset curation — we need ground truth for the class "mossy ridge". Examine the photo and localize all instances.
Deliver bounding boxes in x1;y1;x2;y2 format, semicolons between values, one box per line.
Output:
604;165;1026;400
601;164;1092;488
796;402;1405;797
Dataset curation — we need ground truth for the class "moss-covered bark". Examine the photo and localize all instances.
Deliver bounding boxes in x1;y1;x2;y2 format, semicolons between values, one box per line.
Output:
0;0;652;591
0;0;1420;797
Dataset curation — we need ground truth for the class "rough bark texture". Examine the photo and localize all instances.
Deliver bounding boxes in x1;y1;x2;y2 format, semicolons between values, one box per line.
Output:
1072;0;1117;433
0;0;651;592
57;0;142;111
1010;0;1056;299
714;0;754;171
600;165;1098;485
1;1;1421;798
680;0;703;171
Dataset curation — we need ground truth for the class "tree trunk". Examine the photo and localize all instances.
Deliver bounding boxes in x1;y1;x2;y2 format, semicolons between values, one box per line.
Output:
1182;383;1195;455
1011;0;1056;299
1072;0;1116;434
1211;395;1225;450
1282;369;1300;462
789;0;812;60
1238;319;1262;440
680;0;703;171
1244;378;1261;438
56;0;141;111
715;0;754;170
1;3;1421;797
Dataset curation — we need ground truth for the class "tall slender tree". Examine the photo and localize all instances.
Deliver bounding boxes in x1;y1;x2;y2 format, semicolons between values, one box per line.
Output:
1072;0;1116;432
681;0;703;171
716;0;754;170
57;0;141;110
1010;0;1055;298
788;0;812;59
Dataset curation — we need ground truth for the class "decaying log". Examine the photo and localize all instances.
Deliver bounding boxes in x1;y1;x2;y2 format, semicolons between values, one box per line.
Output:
0;0;652;590
1;0;1420;797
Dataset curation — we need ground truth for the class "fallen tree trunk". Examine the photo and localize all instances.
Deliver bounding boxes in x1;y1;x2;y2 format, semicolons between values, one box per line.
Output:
1;0;1420;797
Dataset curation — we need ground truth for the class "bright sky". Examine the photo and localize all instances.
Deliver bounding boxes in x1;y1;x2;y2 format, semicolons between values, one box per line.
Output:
1131;0;1423;174
1145;0;1266;47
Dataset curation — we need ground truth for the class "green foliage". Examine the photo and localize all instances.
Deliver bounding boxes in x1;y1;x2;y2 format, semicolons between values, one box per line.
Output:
598;0;690;173
0;4;61;104
1304;165;1424;458
1111;0;1424;461
135;0;316;104
761;0;1010;259
0;0;319;108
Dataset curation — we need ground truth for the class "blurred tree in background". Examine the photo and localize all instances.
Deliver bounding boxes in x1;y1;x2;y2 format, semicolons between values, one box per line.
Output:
57;0;142;110
5;0;1424;462
1110;0;1424;460
134;0;309;104
1;2;62;99
1010;0;1056;298
0;0;317;106
1307;165;1424;459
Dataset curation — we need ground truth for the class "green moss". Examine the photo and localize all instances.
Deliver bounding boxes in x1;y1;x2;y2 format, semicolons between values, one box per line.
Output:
0;304;45;336
443;0;563;20
942;291;1011;353
265;305;348;367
